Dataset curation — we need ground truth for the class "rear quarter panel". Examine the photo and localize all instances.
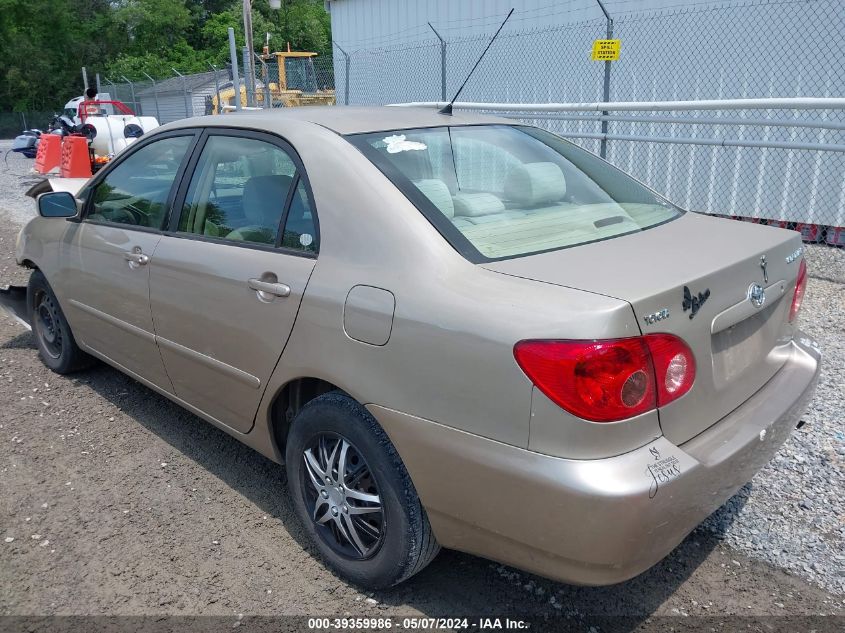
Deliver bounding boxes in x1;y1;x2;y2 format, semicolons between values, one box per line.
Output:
252;127;646;454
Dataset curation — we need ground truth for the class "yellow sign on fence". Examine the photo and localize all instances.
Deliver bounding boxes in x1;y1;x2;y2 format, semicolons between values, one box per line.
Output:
591;39;621;61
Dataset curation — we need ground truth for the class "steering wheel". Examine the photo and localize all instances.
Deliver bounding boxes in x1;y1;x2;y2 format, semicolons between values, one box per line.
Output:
121;202;152;226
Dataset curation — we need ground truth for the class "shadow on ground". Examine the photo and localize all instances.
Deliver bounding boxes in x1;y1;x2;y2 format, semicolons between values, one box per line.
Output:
5;332;747;627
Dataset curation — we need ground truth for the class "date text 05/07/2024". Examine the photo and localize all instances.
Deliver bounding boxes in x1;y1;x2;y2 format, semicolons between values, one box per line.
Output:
307;617;530;630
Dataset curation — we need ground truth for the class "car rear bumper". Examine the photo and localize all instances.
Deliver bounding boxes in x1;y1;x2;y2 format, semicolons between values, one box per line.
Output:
368;334;821;586
0;285;30;330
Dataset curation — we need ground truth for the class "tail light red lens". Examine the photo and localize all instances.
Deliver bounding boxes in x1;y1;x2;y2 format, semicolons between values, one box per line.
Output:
788;258;807;323
514;334;695;423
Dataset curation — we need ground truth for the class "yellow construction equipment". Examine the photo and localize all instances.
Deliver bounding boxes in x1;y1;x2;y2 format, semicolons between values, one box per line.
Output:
212;47;335;114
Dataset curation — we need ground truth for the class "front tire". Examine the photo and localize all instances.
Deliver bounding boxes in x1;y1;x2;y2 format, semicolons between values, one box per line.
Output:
28;270;93;374
286;392;440;588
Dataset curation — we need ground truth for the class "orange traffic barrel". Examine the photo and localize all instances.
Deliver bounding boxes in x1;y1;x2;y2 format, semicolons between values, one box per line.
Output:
60;136;92;178
34;134;62;174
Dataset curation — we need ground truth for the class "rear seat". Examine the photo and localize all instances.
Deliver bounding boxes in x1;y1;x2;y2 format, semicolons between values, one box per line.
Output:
413;179;524;228
413;163;646;258
453;192;526;225
504;162;567;208
413;163;573;232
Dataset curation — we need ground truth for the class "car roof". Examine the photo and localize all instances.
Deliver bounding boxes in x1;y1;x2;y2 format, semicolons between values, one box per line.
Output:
163;106;514;136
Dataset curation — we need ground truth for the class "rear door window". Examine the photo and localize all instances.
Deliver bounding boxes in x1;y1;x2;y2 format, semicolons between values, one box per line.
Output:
280;179;318;254
178;135;297;246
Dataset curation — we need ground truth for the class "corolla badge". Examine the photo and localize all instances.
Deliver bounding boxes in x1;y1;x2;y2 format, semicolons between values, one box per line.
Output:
682;286;710;320
785;247;802;264
643;308;670;326
747;282;766;308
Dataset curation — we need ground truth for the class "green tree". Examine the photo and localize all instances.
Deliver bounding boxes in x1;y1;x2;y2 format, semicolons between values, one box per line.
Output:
201;1;331;62
200;4;280;64
112;0;194;57
0;0;121;111
0;0;332;112
272;0;331;56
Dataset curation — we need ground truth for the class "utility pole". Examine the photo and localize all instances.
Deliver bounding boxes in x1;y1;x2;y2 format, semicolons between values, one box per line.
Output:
333;41;350;106
243;0;257;107
428;23;446;102
228;27;242;111
142;72;161;122
595;0;613;159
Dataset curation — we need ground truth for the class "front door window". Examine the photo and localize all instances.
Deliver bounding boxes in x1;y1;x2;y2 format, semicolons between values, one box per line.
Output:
89;136;193;229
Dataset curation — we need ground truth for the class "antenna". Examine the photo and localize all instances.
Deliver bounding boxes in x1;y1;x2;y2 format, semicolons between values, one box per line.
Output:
439;8;515;115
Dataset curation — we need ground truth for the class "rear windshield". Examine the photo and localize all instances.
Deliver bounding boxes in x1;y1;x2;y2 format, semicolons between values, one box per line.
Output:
347;125;682;261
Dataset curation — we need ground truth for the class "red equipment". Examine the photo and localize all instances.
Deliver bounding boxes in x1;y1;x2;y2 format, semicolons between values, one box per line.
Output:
77;100;134;123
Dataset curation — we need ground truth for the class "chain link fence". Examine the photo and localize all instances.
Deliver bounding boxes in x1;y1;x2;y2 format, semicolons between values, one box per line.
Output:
333;0;845;246
0;111;57;137
2;1;840;244
250;54;337;108
95;54;336;124
96;69;232;124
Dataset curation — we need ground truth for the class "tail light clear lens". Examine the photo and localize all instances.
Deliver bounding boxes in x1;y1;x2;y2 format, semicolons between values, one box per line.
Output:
514;334;695;423
643;333;696;407
788;258;807;323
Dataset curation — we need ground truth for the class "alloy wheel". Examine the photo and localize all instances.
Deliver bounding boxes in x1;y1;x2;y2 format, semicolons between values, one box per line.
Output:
300;433;385;560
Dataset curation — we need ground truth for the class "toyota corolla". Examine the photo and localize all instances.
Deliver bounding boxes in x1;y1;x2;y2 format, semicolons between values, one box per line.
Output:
0;107;820;589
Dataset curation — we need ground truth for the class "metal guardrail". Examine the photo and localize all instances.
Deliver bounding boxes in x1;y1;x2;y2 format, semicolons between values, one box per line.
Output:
394;98;845;153
396;97;845;112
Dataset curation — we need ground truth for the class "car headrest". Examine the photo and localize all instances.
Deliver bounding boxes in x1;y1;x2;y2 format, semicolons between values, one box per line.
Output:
414;179;454;218
242;175;293;226
504;162;567;206
452;192;506;217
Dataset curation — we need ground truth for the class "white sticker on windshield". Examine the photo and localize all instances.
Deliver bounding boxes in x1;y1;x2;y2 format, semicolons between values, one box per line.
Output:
300;233;314;247
383;134;427;154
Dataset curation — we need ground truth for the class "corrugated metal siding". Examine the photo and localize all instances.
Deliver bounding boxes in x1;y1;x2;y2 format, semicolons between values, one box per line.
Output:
136;71;229;124
139;95;192;124
328;0;685;48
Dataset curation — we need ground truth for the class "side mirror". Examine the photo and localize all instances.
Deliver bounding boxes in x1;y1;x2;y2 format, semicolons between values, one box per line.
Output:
37;191;78;218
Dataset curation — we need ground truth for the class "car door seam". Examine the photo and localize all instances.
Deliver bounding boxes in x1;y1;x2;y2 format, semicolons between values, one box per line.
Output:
146;237;177;394
245;259;320;435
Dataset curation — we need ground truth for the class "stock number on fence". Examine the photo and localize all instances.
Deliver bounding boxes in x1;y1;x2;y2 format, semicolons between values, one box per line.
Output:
591;38;621;61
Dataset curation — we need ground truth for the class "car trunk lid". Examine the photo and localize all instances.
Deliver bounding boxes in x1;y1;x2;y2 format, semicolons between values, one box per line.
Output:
483;212;804;444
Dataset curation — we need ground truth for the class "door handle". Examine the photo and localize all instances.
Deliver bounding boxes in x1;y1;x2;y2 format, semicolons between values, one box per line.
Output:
248;278;291;298
123;250;150;266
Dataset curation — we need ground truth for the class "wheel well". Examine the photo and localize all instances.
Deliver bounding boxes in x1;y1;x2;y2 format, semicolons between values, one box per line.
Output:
271;377;340;454
21;259;37;270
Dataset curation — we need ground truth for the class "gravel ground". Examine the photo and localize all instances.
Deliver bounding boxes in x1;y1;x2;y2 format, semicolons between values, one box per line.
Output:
0;141;46;224
699;252;845;595
0;139;843;620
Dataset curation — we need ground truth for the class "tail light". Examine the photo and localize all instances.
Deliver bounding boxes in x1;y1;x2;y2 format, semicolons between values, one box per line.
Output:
645;334;697;407
513;334;695;423
788;258;807;323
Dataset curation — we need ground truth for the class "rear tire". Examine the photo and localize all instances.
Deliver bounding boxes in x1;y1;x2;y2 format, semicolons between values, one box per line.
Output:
28;270;93;374
285;392;440;588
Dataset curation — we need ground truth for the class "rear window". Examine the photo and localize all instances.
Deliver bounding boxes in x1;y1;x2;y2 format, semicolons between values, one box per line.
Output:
347;125;682;261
